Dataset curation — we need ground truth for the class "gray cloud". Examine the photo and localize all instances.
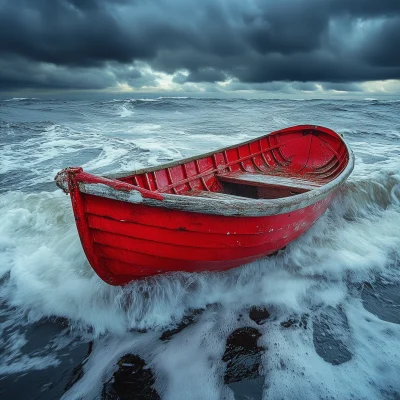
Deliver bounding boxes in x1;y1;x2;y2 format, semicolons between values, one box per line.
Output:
173;68;227;83
0;56;115;90
0;0;399;91
0;56;155;91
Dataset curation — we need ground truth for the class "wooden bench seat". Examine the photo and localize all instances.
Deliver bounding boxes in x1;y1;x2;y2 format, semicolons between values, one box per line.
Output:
217;172;322;193
183;190;248;201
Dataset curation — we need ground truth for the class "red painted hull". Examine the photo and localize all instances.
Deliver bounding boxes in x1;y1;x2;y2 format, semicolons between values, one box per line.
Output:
55;125;354;285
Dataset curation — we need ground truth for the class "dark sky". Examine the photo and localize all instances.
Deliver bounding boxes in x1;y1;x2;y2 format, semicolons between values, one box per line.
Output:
1;0;400;95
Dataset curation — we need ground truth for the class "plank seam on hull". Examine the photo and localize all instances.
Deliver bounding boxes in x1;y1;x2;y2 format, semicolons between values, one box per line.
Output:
96;243;181;263
88;223;294;249
99;256;171;273
85;210;309;237
89;219;257;243
98;247;273;271
91;230;300;260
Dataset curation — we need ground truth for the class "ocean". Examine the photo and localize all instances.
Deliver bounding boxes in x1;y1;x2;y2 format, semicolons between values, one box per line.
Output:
1;96;399;399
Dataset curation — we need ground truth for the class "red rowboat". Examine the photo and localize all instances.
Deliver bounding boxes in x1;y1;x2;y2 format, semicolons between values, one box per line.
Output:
55;125;354;285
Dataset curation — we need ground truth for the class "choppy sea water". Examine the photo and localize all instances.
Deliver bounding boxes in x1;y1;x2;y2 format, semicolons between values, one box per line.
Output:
0;96;400;400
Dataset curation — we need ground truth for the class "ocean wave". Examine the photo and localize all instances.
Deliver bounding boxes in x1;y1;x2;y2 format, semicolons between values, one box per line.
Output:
2;97;40;102
1;97;400;400
156;96;189;100
118;104;134;118
364;98;400;105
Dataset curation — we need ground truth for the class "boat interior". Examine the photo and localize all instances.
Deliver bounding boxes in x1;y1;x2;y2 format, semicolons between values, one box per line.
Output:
115;126;349;201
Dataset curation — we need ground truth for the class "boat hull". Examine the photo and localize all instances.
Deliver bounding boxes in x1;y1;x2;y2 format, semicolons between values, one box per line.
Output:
73;190;335;285
56;125;354;285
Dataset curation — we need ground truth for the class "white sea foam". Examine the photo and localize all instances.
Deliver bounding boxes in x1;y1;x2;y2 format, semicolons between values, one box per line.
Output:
272;115;291;126
132;136;189;164
157;96;189;100
136;98;159;102
2;97;40;102
118;104;134;118
0;325;60;375
261;299;400;399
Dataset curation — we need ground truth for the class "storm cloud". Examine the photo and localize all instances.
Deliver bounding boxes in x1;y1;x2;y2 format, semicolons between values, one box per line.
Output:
0;0;399;93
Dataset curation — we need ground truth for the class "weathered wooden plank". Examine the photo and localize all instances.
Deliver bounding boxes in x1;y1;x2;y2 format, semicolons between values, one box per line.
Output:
183;190;249;201
217;172;322;192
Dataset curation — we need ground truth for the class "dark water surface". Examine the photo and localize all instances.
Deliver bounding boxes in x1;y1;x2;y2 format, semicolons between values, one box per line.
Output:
1;97;400;399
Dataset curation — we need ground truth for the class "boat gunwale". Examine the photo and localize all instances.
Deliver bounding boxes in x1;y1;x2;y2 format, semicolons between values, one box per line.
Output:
76;126;355;217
